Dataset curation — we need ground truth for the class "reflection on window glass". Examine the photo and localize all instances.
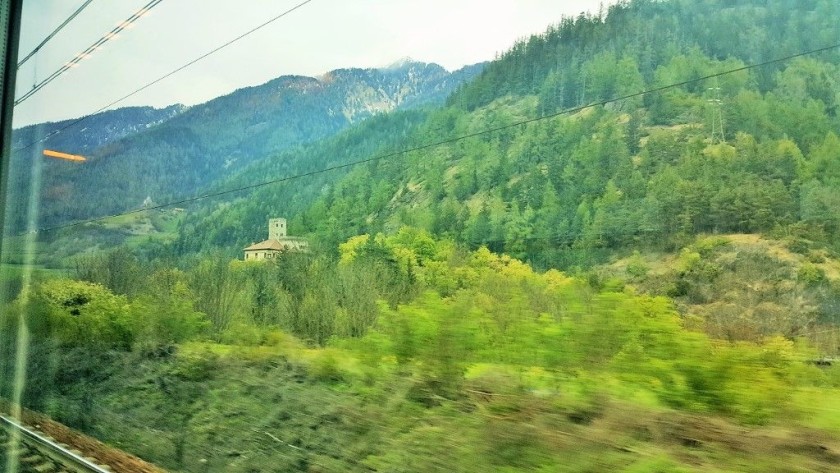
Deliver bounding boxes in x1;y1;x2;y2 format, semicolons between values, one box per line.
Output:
2;0;840;471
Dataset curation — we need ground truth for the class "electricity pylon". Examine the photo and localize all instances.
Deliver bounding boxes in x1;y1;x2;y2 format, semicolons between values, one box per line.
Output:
707;86;726;143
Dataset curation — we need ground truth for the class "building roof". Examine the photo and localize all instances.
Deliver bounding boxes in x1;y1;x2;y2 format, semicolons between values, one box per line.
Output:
243;237;309;252
243;239;286;251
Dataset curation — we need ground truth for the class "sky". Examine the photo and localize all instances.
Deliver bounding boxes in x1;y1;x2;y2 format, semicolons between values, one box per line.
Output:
13;0;615;127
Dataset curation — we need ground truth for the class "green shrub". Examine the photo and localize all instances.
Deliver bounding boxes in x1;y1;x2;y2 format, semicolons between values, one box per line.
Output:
626;251;650;278
309;350;344;382
798;262;826;286
694;236;730;256
171;350;219;381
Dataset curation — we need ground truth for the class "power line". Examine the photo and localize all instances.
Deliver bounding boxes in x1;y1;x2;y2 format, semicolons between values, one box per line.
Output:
16;0;95;68
21;41;840;236
14;0;164;106
12;0;316;151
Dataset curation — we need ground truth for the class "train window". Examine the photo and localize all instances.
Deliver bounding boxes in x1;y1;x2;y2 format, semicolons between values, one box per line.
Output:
2;1;840;471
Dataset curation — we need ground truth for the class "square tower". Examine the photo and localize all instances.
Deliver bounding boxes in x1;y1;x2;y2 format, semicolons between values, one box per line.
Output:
269;218;287;240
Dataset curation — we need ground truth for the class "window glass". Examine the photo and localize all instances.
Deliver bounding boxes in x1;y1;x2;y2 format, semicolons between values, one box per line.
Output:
2;1;840;472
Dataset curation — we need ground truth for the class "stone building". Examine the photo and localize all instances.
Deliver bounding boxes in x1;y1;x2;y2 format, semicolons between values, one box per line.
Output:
243;218;309;261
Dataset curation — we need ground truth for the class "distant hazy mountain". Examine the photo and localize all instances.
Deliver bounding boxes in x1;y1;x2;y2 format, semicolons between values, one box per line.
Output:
7;61;485;231
11;105;186;155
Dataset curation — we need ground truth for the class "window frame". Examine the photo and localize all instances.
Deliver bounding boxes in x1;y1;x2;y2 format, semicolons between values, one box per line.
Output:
0;0;23;259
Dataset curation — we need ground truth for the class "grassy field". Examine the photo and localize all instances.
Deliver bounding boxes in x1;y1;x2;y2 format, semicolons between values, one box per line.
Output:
1;209;183;269
0;262;69;302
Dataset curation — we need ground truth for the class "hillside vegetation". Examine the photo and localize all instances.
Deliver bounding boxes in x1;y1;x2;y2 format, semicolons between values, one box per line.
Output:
7;62;482;233
161;0;840;358
604;234;840;351
4;231;840;471
177;0;840;270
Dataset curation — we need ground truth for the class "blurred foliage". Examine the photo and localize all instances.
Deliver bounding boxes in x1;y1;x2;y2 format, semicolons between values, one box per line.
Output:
3;232;838;471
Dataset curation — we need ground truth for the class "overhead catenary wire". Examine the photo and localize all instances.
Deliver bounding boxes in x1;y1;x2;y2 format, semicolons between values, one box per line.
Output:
12;0;316;151
14;0;164;106
20;41;840;237
16;0;96;68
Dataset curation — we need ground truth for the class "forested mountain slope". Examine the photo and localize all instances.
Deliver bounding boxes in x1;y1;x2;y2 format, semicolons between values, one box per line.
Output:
6;61;483;233
12;105;186;154
454;0;839;113
171;109;430;254
4;105;184;235
177;0;840;270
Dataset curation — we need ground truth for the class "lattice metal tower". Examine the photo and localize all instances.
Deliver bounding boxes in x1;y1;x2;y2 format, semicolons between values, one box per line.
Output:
707;85;726;143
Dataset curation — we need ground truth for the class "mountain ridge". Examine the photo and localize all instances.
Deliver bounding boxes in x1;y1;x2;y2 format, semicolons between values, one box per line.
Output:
169;0;840;269
6;60;485;233
12;104;186;154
